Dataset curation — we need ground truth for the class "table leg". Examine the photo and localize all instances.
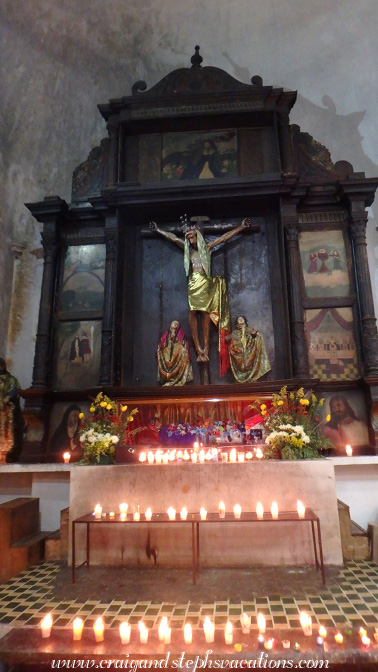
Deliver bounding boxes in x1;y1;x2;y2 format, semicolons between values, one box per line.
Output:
72;521;76;584
310;520;319;570
86;522;90;569
196;522;200;571
192;521;196;585
316;519;326;585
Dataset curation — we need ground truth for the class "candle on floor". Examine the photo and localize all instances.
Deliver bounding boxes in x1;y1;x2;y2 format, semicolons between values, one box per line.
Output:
256;502;264;520
334;632;343;644
203;617;214;643
41;613;53;639
225;621;233;645
318;626;327;639
240;612;251;634
73;617;83;641
94;617;104;643
361;635;371;647
257;634;265;649
139;621;148;644
282;639;290;649
300;612;312;636
257;613;266;634
264;638;274;650
94;504;102;519
219;501;226;519
63;452;71;464
271;501;279;519
145;508;152;521
119;621;131;644
233;504;241;519
359;627;367;638
200;507;207;520
159;617;168;641
164;626;171;644
180;507;188;521
296;500;305;518
184;623;192;644
167;507;176;521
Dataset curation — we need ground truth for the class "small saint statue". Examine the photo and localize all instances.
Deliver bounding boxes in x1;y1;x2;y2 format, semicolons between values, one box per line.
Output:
157;320;193;386
0;358;24;462
226;316;271;383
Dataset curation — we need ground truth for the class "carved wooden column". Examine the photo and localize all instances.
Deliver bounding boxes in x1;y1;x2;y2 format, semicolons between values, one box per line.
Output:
283;206;309;377
349;211;378;377
99;215;118;386
277;111;295;176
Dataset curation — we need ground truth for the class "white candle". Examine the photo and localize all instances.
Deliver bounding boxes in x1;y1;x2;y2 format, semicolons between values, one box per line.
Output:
109;512;115;518
133;510;140;521
265;638;274;650
180;507;188;521
158;617;168;641
167;507;176;521
203;616;214;643
230;448;237;463
257;613;266;634
41;613;52;638
300;612;312;636
237;452;245;463
139;621;148;644
345;444;353;457
164;626;171;644
168;451;176;461
205;449;212;461
139;452;146;463
145;508;152;521
362;635;371;647
73;617;83;641
119;503;128;515
233;504;242;519
155;450;162;464
225;621;233;644
318;626;327;639
297;500;305;518
256;448;263;459
240;612;251;634
94;617;104;643
191;451;198;463
359;627;367;638
256;502;264;520
219;501;226;518
282;639;290;649
119;621;131;644
334;632;343;644
200;507;207;520
271;501;279;519
245;451;253;460
177;450;183;462
199;450;205;464
63;452;71;464
183;450;190;461
162;452;169;464
147;451;155;464
120;512;126;521
94;504;102;519
184;623;192;644
193;441;199;450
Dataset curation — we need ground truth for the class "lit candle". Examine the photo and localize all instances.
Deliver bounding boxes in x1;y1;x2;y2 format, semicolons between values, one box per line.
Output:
257;634;265;649
361;635;371;647
219;501;226;519
164;626;171;644
145;508;152;521
256;502;264;520
225;621;233;645
345;444;353;457
162;452;169;464
139;452;146;463
205;449;212;461
168;451;176;461
257;613;266;634
300;612;312;636
200;507;207;520
193;441;199;450
245;452;253;460
265;638;274;650
119;503;128;515
184;623;192;644
191;451;198;463
317;636;324;648
94;617;104;643
183;450;190;461
271;501;279;519
63;452;71;464
41;613;52;638
120;512;126;521
139;621;148;644
147;451;155;464
359;627;367;638
318;626;327;639
167;507;176;521
73;617;83;641
180;507;188;521
109;512;115;518
199;450;206;464
294;642;301;652
94;504;102;519
154;450;161;464
374;633;378;644
203;616;215;643
211;448;218;462
230;448;237;463
233;504;242;519
297;500;305;519
256;447;263;459
240;612;251;634
159;617;168;641
237;452;245;463
282;639;290;649
119;621;131;644
334;632;343;644
177;450;183;462
133;509;140;521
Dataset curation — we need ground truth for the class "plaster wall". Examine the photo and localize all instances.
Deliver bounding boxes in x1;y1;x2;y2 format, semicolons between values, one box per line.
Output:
1;0;378;383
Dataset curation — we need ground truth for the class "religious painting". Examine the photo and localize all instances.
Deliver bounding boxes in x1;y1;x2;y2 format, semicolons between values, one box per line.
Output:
299;230;350;298
55;320;102;390
319;390;371;455
47;401;89;462
60;244;105;312
162;130;237;181
304;307;359;381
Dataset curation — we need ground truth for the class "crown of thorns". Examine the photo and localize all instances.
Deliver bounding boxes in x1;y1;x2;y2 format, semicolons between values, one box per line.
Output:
180;214;198;234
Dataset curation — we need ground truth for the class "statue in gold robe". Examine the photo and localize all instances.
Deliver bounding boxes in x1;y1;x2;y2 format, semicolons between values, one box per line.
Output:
227;316;271;383
157;321;193;386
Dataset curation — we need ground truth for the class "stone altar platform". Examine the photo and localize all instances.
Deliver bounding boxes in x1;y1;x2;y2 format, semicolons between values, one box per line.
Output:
69;461;343;568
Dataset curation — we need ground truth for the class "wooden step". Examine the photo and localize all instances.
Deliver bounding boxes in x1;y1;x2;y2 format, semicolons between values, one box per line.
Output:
0;498;44;583
337;499;370;561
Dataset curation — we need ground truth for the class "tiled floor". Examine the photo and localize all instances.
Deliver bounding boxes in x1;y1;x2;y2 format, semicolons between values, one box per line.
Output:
0;560;377;632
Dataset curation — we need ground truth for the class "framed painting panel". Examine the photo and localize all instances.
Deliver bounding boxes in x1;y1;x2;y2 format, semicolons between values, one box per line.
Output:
318;390;371;455
47;401;89;461
162;129;237;181
61;244;105;312
55;320;102;390
299;230;350;298
304;307;359;381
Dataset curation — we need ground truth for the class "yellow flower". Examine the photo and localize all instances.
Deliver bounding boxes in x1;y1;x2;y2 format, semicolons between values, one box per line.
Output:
326;414;331;422
261;410;268;417
277;400;284;406
121;405;128;412
100;401;107;408
90;406;96;413
128;416;134;422
106;403;112;410
260;404;266;410
78;412;84;419
300;398;310;406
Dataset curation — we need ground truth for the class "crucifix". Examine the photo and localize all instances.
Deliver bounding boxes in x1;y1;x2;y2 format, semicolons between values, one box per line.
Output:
149;215;259;384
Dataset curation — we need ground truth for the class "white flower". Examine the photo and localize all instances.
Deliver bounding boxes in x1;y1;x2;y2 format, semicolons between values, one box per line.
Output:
111;435;119;444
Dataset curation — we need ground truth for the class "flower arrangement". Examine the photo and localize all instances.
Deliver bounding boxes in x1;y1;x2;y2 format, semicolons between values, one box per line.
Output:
251;386;332;460
78;392;139;464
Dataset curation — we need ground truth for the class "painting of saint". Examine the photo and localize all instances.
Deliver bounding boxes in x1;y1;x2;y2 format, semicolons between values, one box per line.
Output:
305;308;359;381
61;244;105;312
56;320;101;390
299;230;350;298
162;130;237;182
320;392;372;455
